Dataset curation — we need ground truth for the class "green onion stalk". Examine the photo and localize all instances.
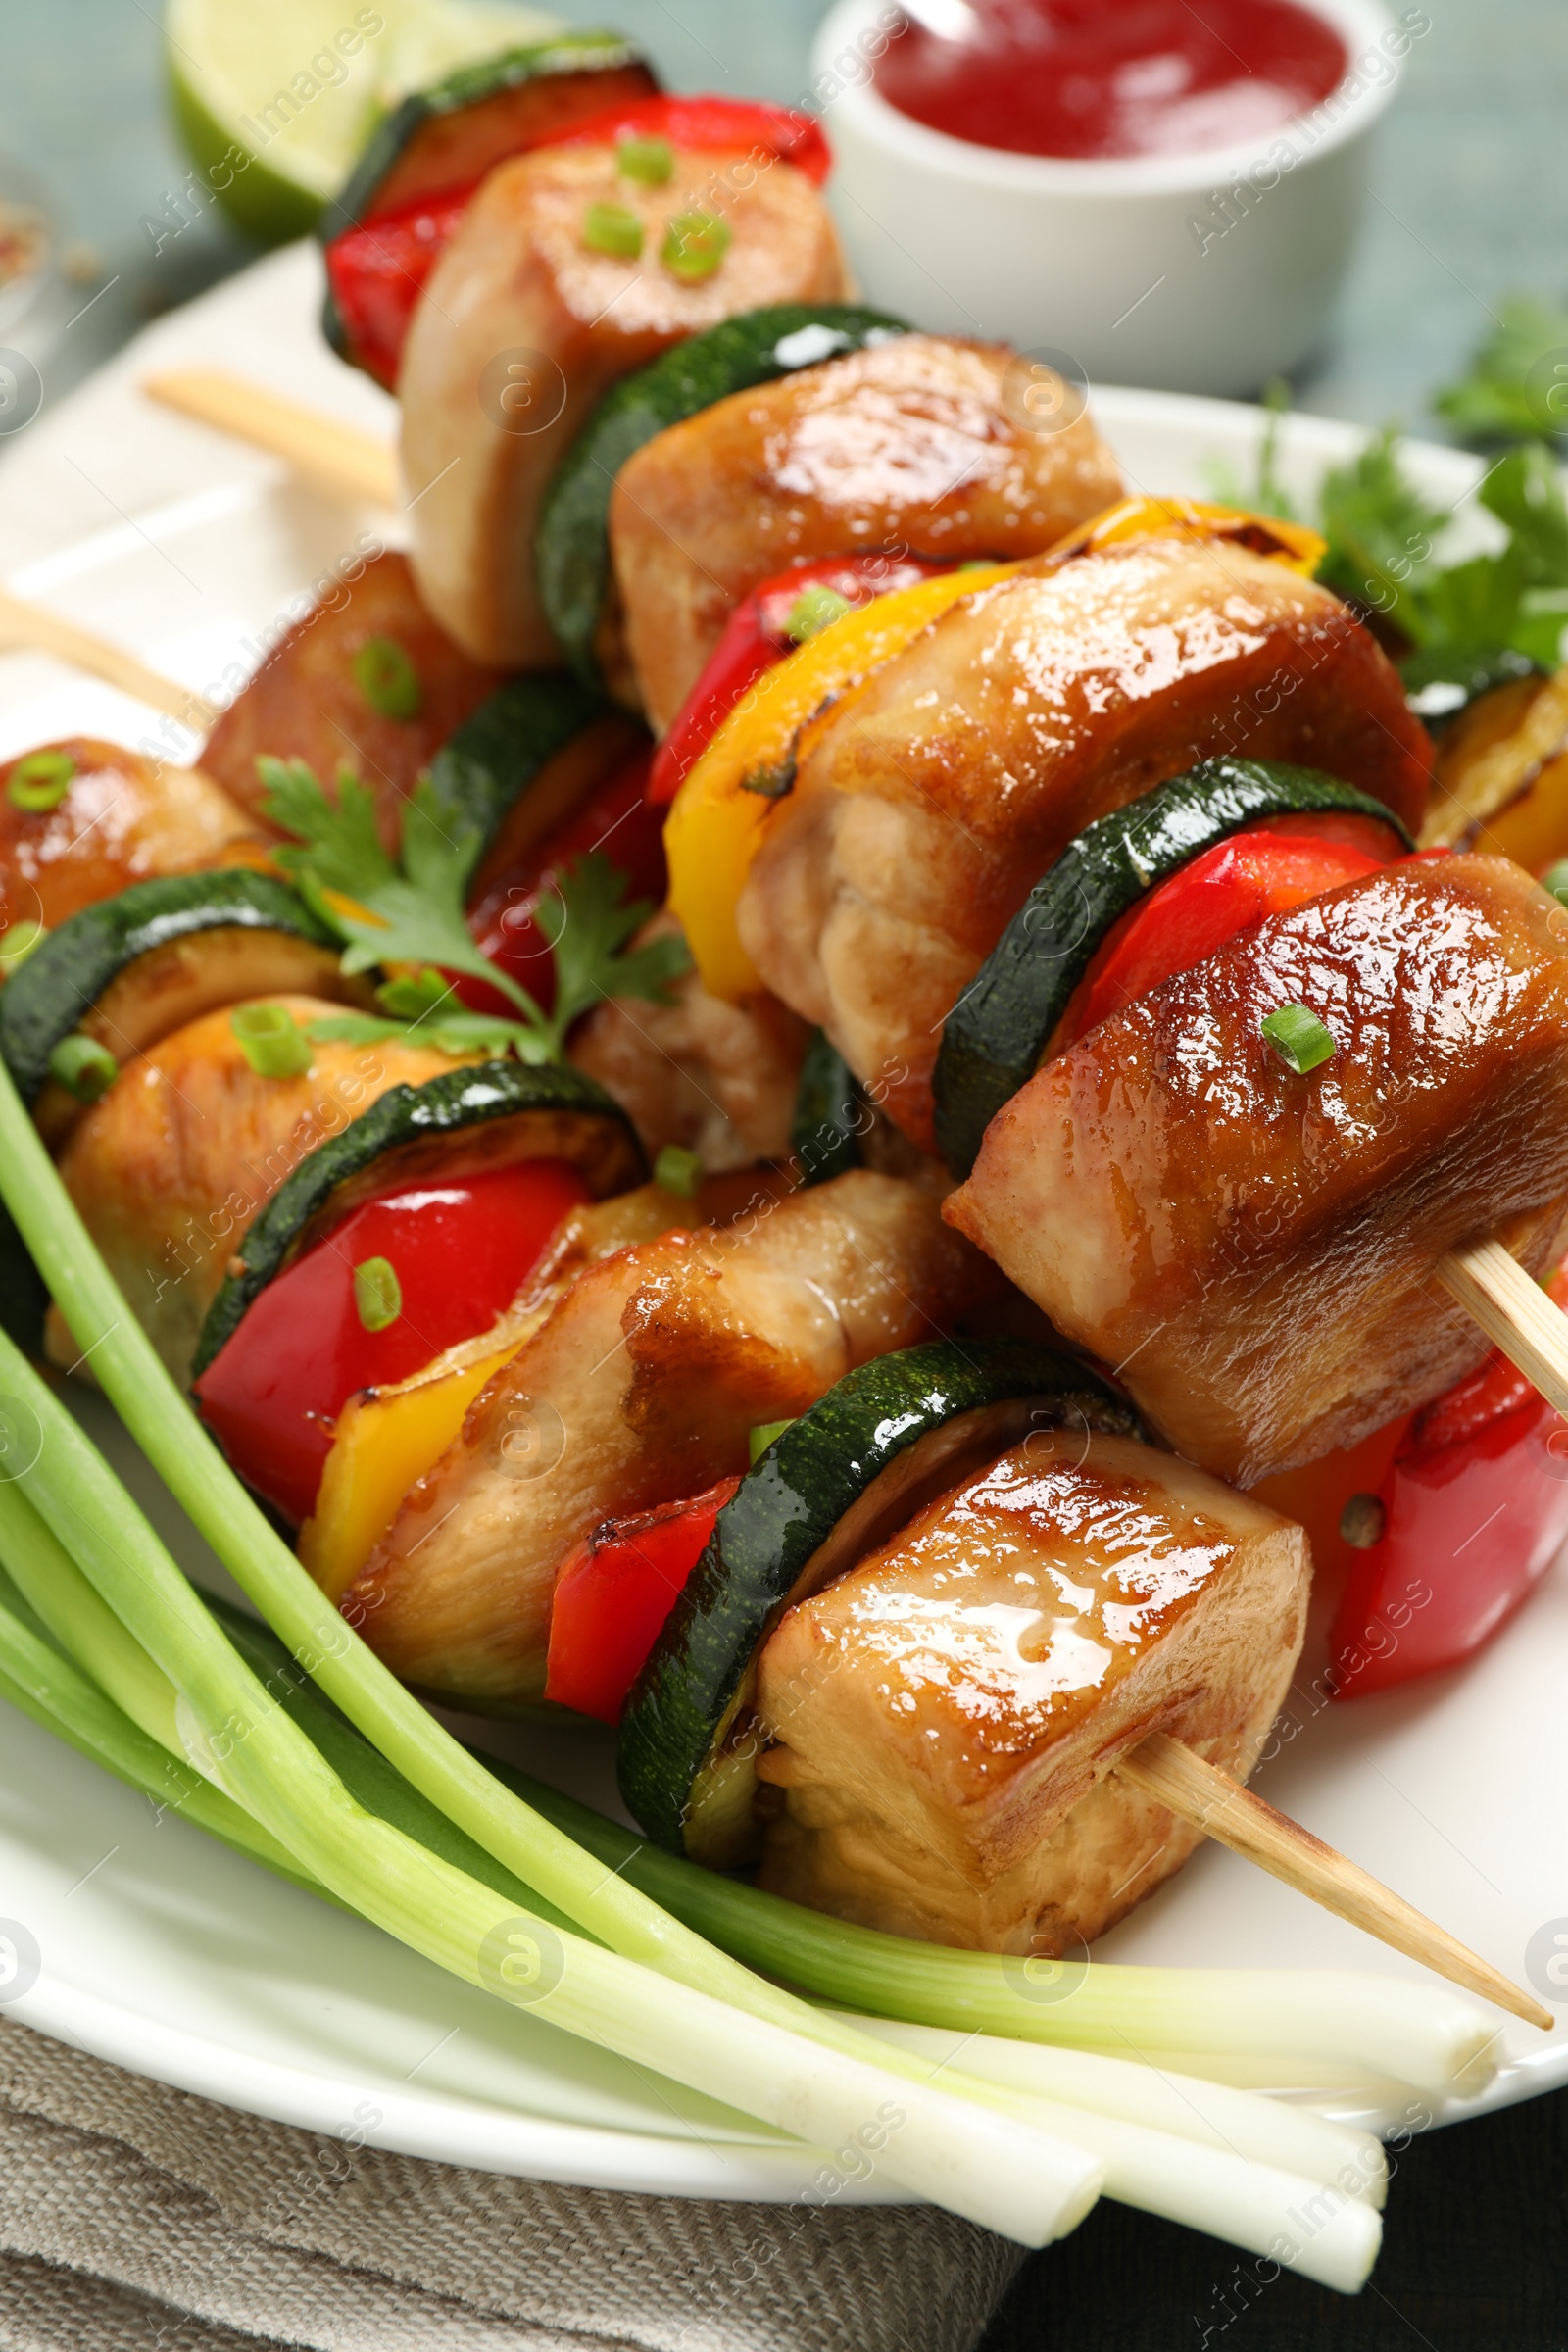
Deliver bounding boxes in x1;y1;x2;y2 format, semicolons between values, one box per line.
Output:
0;1327;1099;2245
0;1060;1497;2097
0;1489;1391;2287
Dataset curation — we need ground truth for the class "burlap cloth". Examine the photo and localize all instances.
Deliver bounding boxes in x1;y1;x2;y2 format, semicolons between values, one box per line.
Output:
0;2017;1021;2352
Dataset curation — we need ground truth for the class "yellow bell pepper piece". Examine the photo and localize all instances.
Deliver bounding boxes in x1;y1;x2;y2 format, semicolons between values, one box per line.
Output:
665;563;1017;1001
1044;493;1325;576
299;1342;517;1603
664;500;1325;1004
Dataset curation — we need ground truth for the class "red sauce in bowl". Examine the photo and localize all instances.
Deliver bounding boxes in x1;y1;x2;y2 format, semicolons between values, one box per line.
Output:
874;0;1348;161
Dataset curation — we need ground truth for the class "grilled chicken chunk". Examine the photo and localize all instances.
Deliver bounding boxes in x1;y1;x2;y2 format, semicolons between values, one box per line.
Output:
341;1170;985;1703
201;551;510;852
0;739;262;949
572;909;809;1167
51;999;470;1382
754;1431;1306;1952
947;856;1568;1486
610;334;1125;733
735;536;1431;1152
401;144;850;669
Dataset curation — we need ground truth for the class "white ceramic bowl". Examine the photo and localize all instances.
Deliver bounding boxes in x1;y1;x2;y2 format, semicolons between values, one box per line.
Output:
811;0;1407;395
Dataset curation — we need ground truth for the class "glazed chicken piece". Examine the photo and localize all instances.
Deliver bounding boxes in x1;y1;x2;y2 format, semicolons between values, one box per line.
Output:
51;999;470;1382
0;739;262;948
735;535;1431;1152
341;1170;985;1703
201;551;510;851
610;334;1125;733
401;142;850;669
947;856;1568;1487
572;909;809;1167
754;1430;1307;1953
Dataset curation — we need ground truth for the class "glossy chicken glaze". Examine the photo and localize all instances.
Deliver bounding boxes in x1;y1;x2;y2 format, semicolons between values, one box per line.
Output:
736;535;1430;1151
203;552;510;851
401;144;849;668
0;740;261;947
755;1431;1306;1951
948;856;1568;1486
341;1170;986;1703
52;999;469;1382
611;334;1124;732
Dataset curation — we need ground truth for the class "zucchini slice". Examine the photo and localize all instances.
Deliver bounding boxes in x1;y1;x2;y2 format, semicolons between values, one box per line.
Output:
932;759;1416;1178
617;1339;1140;1863
536;304;909;687
0;869;356;1140
790;1028;863;1187
1402;644;1543;734
320;33;660;365
425;672;615;863
328;34;658;231
192;1060;645;1380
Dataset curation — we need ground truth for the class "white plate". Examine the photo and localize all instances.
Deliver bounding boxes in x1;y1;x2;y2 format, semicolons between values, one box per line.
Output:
0;246;1562;2197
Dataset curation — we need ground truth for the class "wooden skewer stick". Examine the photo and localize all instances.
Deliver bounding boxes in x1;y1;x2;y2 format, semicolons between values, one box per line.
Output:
141;370;400;511
1116;1731;1552;2030
1437;1239;1568;1421
0;590;216;727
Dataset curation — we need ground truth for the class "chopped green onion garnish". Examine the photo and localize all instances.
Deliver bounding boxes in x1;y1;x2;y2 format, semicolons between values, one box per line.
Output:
618;135;673;185
1260;1002;1337;1074
230;1003;312;1079
1544;858;1568;907
353;1255;403;1333
661;209;730;282
582;200;644;259
8;749;75;811
0;918;46;972
352;636;422;721
654;1142;703;1198
749;1418;796;1464
784;583;852;643
48;1033;118;1103
376;964;451;1021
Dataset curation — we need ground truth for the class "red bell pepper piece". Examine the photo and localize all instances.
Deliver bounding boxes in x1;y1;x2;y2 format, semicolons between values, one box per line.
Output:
1329;1266;1568;1698
545;94;830;184
648;553;958;805
457;744;667;1019
545;1474;741;1722
194;1157;591;1526
1056;811;1399;1049
325;96;830;387
323;187;472;388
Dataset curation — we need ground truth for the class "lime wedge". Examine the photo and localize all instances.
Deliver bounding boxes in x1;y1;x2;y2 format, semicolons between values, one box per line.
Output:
166;0;564;245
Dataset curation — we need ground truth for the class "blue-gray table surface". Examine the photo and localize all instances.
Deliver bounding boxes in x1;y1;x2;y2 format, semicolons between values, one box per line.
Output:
1;2;1566;2346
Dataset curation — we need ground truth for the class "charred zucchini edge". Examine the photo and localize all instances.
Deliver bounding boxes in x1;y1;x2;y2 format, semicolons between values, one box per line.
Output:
428;671;613;859
616;1338;1139;1864
320;34;660;370
536;303;910;687
191;1059;645;1379
0;869;335;1104
932;758;1416;1179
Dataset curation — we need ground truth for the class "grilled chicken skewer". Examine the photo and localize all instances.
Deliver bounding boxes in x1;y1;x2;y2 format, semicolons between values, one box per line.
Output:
947;853;1568;1485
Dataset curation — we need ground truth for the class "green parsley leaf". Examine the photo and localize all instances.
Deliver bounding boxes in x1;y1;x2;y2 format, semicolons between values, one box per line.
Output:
265;761;690;1065
1432;295;1568;447
1315;428;1446;636
537;852;691;1035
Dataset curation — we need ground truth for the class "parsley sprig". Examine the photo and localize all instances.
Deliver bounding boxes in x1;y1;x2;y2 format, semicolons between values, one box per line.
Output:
257;757;688;1064
1211;396;1568;683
